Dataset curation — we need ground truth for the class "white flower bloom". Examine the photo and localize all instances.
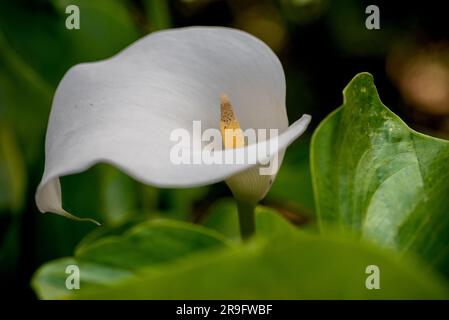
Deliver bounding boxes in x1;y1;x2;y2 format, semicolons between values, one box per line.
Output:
35;27;311;220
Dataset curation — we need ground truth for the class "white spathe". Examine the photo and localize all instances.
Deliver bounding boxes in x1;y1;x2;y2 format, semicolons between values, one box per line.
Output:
35;27;311;218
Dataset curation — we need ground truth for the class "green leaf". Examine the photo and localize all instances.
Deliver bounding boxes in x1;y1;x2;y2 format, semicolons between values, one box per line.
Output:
311;72;449;276
31;257;133;300
32;219;229;299
74;220;229;269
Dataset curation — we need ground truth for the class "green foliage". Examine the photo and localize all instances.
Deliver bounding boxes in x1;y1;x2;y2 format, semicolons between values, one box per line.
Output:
32;219;228;299
311;73;449;277
30;73;449;300
32;209;449;299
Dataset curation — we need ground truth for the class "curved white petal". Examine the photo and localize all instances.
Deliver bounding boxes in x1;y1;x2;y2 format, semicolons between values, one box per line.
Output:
36;27;310;216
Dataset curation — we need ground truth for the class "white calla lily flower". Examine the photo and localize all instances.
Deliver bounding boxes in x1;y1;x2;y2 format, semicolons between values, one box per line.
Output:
35;27;311;234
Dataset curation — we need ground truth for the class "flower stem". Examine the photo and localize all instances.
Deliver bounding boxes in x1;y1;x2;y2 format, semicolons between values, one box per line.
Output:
236;200;256;240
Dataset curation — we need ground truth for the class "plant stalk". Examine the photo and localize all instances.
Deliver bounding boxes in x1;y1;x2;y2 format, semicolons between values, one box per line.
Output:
236;200;256;240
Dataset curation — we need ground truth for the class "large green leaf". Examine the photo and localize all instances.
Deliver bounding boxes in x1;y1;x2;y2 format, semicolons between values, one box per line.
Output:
311;72;449;276
74;220;228;269
32;210;449;299
32;219;229;299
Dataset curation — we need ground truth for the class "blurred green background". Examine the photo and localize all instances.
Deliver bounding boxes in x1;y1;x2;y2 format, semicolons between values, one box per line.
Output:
1;0;449;298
